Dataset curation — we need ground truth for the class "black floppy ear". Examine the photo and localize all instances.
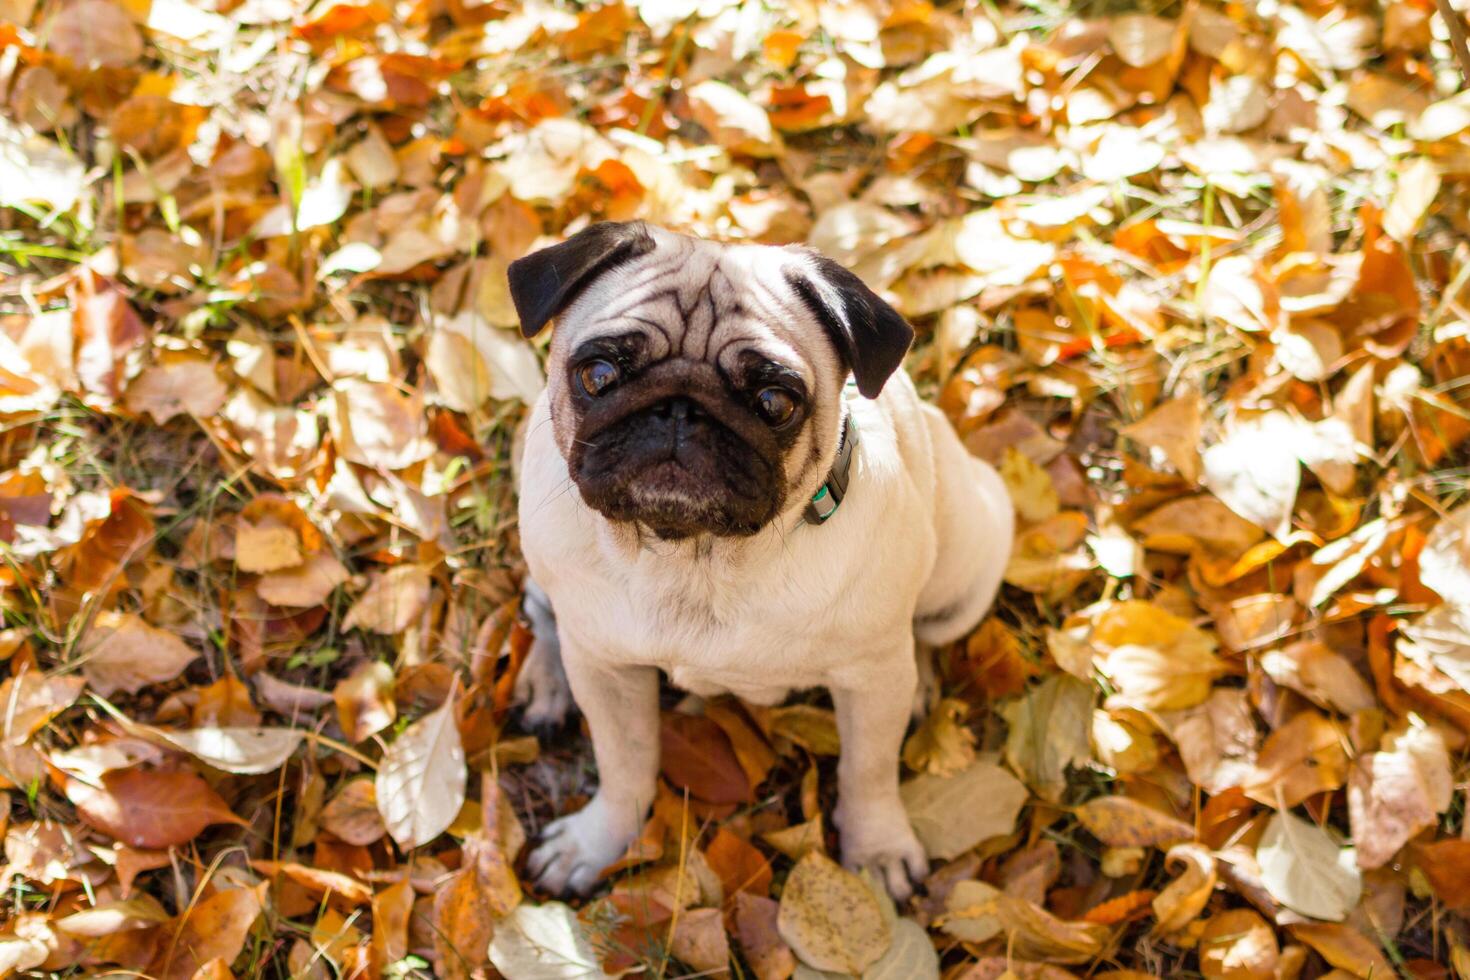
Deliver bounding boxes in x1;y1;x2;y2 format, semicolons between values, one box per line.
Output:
786;254;915;398
507;221;657;338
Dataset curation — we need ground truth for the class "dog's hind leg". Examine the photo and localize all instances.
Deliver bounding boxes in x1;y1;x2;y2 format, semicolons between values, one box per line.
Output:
514;578;574;731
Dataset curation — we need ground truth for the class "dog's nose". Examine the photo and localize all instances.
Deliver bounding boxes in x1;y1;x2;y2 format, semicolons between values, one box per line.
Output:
654;397;704;421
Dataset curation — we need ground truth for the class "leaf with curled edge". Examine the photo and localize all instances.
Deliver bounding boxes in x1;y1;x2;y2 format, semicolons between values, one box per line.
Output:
1151;844;1217;934
155;727;304;775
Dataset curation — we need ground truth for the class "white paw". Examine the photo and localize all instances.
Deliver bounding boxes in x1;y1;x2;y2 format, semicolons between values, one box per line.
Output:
526;798;637;896
837;805;929;901
514;638;573;730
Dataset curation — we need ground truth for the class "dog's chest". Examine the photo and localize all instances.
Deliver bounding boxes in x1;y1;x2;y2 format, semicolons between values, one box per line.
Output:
557;551;837;702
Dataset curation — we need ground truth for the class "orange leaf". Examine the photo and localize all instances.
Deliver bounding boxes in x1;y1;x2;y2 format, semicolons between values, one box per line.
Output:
68;769;246;849
705;827;772;898
659;713;751;805
1082;889;1157;925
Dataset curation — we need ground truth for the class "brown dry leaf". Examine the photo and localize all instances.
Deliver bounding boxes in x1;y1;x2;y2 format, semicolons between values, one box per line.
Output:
234;519;303;574
902;697;976;777
342;565;432;635
1259;641;1376;715
46;0;143;67
155;883;267;980
370;878;414;965
1287;922;1393;979
706;827;772;897
732;892;795;980
1243;711;1348;809
1119;392;1202;484
1410;839;1470;909
1074;796;1193;848
81;612;199;697
1002;673;1093;802
661;712;751;804
320;778;385;846
124;354;228;423
776;852;889;974
687;80;783;158
334;661;396;742
0;670;84;743
432;866;494;980
329;380;433;471
1091;601;1225;711
67;768;246;849
256;551;349;607
669;907;729;975
1347;717;1451;869
252;860;372;905
901;754;1028;860
944;886;1107;964
1199;909;1279;980
1151;843;1217;934
1202;413;1302;542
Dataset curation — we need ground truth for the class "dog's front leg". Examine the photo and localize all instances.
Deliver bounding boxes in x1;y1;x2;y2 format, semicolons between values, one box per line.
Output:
527;654;660;896
831;649;929;900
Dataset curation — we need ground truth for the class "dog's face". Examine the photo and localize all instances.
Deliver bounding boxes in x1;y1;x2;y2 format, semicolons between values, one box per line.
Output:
508;223;913;539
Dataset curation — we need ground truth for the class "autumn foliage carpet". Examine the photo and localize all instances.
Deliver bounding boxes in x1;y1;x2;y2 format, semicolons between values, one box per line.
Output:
4;0;1470;977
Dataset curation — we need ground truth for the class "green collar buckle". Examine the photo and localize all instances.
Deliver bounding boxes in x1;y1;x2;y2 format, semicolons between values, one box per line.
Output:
804;412;858;525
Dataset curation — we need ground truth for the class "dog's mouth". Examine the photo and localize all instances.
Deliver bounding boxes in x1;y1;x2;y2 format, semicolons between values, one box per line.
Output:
567;367;786;539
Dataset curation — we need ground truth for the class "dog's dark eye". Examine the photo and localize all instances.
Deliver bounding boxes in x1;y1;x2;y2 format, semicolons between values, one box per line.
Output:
577;359;620;397
755;387;798;427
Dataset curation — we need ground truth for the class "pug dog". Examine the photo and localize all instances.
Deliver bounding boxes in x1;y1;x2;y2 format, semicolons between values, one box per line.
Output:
509;222;1013;900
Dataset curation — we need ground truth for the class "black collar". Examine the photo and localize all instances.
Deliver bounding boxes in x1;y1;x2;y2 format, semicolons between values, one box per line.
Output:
804;411;858;525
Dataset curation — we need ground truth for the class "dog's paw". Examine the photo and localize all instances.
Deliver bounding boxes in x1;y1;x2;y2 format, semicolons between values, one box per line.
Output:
513;639;573;731
526;800;636;897
838;807;930;901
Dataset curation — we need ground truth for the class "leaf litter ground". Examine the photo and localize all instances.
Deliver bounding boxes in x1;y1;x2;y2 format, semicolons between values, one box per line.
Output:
4;0;1470;977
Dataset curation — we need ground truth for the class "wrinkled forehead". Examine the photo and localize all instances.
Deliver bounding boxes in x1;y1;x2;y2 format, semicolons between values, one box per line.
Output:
549;232;823;381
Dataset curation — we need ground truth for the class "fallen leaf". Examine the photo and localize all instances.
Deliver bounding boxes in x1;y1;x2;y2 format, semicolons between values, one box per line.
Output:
488;902;613;980
334;661;397;742
902;697;976;777
1243;711;1348;809
776;852;890;974
660;712;752;804
343;565;432;634
256;552;350;607
901;755;1028;860
1347;717;1452;869
1075;796;1193;848
155;884;267;980
156;727;304;775
732;892;796;980
67;768;246;849
1287;921;1393;979
375;692;466;849
1120;392;1202;483
320;778;385;846
1151;843;1217;934
1203;413;1302;541
1256;811;1362;922
82;612;200;697
1002;674;1093;801
1092;601;1225;710
1199;908;1278;980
